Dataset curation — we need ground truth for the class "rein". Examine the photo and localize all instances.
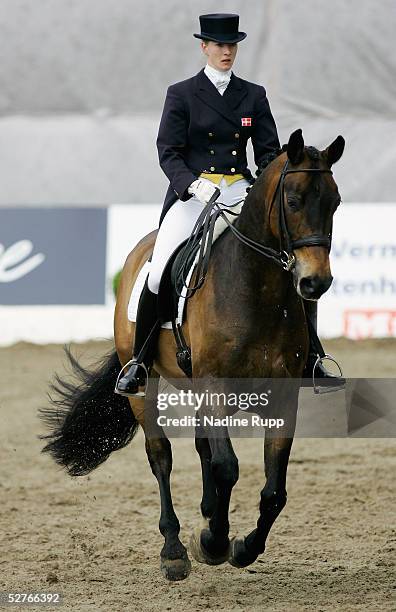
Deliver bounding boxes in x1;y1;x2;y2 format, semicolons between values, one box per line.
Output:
175;160;333;298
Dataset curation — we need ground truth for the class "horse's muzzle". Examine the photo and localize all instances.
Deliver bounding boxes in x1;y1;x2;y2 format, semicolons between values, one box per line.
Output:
298;274;333;300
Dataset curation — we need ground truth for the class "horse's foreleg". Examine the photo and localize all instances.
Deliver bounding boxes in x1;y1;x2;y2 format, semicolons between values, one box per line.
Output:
229;401;298;569
190;423;239;565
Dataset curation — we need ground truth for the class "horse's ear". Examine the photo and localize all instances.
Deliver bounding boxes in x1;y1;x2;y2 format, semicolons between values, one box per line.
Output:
324;135;345;167
287;129;304;165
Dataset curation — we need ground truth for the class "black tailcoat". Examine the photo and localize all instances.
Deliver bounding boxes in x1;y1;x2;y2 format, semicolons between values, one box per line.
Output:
157;68;280;225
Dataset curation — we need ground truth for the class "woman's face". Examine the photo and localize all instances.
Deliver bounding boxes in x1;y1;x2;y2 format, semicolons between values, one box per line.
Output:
201;41;238;71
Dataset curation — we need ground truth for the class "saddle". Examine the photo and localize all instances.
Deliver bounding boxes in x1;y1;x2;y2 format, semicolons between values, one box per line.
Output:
156;229;203;379
156;230;203;324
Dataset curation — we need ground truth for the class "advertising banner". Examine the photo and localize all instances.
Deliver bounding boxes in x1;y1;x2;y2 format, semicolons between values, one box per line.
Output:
0;208;107;305
319;204;396;338
109;203;396;339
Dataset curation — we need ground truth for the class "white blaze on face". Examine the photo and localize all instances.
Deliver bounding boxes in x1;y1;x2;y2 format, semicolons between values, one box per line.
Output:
0;240;45;282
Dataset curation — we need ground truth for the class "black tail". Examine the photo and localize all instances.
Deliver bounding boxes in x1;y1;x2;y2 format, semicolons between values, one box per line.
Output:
39;347;139;477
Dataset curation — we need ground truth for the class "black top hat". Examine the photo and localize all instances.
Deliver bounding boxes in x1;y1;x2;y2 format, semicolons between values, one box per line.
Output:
193;13;247;44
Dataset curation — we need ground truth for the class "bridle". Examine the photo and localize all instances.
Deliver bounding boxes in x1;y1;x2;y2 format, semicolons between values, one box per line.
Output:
270;159;333;271
176;159;334;298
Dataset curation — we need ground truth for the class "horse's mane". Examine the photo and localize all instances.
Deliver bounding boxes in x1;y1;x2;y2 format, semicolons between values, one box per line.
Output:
255;145;287;177
256;144;321;178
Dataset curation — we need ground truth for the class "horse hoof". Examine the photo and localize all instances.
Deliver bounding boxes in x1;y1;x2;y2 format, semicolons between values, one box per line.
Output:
228;537;258;568
160;556;192;581
189;527;229;566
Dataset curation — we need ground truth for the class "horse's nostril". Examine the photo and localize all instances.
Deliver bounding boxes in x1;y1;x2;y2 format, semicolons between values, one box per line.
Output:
300;276;316;296
299;275;332;298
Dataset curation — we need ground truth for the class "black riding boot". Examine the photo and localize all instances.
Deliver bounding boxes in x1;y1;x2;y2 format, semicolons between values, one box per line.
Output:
302;300;345;389
115;279;161;396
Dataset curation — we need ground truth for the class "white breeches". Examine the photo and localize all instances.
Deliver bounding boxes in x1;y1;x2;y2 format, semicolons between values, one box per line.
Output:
148;177;250;294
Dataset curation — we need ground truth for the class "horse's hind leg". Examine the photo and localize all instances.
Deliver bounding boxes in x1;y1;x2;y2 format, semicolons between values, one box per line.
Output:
195;427;218;522
145;435;191;580
142;374;191;581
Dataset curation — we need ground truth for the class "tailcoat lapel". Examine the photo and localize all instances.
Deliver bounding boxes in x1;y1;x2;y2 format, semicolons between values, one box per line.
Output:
223;73;248;109
194;69;248;128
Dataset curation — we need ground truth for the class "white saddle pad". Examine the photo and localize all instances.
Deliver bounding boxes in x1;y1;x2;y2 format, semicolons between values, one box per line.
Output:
128;259;195;329
127;199;243;329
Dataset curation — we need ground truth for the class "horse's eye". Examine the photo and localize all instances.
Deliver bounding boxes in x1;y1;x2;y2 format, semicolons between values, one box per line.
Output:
287;197;300;211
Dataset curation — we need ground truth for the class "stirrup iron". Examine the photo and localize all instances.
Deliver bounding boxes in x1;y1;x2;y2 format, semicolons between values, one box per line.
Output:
114;359;149;398
313;354;345;395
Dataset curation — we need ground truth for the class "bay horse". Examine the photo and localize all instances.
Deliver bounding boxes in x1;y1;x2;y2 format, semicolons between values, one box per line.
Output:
40;129;345;581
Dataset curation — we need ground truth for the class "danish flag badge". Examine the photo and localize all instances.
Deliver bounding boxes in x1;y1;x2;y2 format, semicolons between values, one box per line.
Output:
241;117;252;127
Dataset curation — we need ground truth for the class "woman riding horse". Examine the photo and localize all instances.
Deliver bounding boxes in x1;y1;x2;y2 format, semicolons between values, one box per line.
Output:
115;12;341;395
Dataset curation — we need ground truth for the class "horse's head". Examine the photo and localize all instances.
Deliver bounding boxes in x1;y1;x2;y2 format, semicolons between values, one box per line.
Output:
267;129;345;300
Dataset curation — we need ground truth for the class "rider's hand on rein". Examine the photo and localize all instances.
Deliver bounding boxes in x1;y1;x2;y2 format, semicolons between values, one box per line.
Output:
188;178;221;206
